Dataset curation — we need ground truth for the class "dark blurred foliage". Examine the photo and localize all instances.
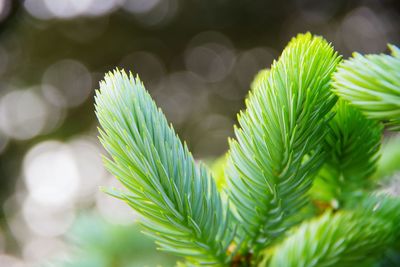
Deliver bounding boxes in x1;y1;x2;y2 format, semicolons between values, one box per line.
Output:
0;0;398;266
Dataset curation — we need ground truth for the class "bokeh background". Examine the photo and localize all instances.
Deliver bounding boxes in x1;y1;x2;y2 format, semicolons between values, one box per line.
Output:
0;0;399;266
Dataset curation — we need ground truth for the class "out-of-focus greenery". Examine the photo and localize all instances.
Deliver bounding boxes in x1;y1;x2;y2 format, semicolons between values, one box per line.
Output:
209;155;227;191
375;134;400;180
57;215;178;267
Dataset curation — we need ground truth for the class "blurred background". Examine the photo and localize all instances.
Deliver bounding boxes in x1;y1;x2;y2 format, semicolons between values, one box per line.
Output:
0;0;399;266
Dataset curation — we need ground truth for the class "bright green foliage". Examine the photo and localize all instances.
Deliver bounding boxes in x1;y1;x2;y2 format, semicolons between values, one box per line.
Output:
94;33;400;267
333;45;400;130
95;70;233;265
312;100;383;203
225;33;340;252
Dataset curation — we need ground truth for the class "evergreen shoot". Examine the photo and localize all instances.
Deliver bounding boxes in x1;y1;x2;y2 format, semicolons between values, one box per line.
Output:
95;33;400;266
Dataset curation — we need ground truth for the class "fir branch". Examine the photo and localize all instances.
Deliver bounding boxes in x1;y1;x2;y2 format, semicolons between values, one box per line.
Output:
225;33;341;253
264;195;400;267
312;100;383;203
95;70;234;266
333;44;400;130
